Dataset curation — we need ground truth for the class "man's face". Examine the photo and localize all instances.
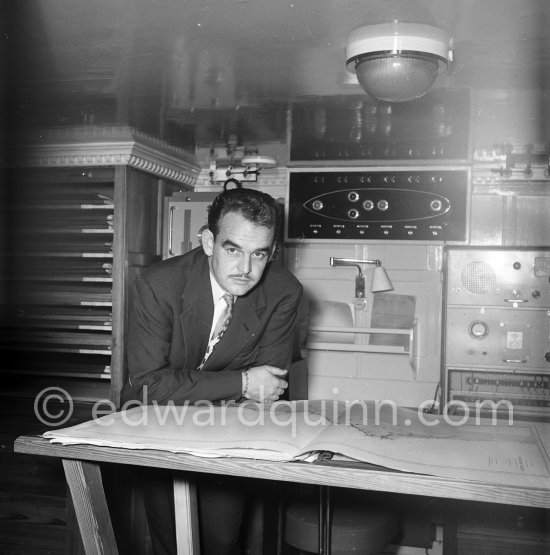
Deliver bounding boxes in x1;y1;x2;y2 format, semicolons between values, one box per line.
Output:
202;211;275;297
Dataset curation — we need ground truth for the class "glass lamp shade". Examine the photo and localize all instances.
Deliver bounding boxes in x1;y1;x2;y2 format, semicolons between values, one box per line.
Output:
345;23;453;103
355;52;439;102
371;265;394;293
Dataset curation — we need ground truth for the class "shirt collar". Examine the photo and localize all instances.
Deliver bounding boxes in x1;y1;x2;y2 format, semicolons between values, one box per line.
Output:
209;272;229;305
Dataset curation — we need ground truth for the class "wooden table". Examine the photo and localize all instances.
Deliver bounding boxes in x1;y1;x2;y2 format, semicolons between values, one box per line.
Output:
14;435;550;555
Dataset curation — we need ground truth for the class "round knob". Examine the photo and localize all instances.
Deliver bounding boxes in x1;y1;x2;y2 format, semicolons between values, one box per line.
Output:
348;208;359;219
430;199;443;212
363;200;374;211
545;352;550;362
347;191;360;202
312;200;323;211
377;199;389;211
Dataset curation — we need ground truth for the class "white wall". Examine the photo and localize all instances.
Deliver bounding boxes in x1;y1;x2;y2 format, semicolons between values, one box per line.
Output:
189;86;549;409
286;242;443;408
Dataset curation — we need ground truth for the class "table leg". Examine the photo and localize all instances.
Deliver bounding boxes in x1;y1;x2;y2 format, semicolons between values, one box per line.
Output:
319;485;332;555
173;474;200;554
62;459;119;555
443;500;458;555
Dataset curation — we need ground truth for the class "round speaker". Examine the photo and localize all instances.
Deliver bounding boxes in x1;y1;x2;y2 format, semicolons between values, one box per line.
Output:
460;261;496;295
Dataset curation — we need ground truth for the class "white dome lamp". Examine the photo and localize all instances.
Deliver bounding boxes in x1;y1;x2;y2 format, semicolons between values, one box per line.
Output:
240;154;278;177
345;22;453;102
210;153;278;188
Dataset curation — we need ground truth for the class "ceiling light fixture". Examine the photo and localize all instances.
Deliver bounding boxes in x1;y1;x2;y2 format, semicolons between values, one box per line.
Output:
345;22;453;103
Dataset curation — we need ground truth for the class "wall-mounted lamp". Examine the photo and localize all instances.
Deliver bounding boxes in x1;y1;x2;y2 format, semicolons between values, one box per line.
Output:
209;154;278;186
330;257;394;297
345;22;453;102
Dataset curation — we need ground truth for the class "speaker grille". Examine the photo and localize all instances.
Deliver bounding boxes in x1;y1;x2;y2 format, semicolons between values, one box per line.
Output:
460;261;496;295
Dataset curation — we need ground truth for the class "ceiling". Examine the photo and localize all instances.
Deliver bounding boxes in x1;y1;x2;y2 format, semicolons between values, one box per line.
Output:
5;0;550;149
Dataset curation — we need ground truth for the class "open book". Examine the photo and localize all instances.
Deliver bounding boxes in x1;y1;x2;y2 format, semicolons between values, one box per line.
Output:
43;400;550;488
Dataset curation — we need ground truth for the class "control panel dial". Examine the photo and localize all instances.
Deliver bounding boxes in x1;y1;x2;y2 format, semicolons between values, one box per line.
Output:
287;170;469;242
469;320;489;340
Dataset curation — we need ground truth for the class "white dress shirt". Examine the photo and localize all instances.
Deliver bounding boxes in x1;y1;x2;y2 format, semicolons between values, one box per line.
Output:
208;272;232;341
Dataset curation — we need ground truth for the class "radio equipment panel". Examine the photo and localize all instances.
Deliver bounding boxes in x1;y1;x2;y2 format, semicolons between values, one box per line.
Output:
448;368;550;417
443;247;550;421
286;168;470;243
289;90;471;162
445;248;550;307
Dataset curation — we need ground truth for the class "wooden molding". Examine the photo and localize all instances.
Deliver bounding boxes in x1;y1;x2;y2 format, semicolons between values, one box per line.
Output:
9;125;201;186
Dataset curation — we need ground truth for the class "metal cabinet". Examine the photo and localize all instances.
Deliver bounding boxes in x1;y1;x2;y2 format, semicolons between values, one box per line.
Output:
162;192;217;259
442;246;550;420
470;182;550;247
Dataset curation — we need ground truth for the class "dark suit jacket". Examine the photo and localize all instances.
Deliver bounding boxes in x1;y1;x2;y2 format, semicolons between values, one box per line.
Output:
121;248;303;405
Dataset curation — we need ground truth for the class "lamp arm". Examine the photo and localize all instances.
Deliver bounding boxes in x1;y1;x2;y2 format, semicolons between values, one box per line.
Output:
242;166;260;177
329;257;382;268
330;257;393;294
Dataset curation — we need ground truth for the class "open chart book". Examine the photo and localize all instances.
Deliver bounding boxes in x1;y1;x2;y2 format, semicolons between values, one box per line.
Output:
43;400;550;488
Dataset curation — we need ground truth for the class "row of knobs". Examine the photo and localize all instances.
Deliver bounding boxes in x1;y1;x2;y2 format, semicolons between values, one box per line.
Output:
461;395;550;407
312;192;443;219
466;376;550;388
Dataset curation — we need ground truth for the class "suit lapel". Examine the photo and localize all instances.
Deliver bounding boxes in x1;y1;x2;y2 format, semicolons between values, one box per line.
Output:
179;254;214;368
201;282;266;371
179;251;269;372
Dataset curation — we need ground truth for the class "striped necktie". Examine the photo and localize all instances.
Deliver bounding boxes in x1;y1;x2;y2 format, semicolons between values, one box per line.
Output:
198;293;234;370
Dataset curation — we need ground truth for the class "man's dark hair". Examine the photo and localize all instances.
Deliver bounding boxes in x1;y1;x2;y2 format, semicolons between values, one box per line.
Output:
207;187;280;239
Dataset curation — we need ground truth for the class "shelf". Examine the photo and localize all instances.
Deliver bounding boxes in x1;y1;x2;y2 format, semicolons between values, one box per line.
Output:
306;341;409;353
306;322;419;378
6;345;112;355
6;369;111;380
25;203;114;210
19;194;114;211
17;251;114;258
9;214;114;232
29;330;111;343
17;228;114;235
13;259;112;273
18;276;113;283
13;306;112;320
24;241;113;250
3;329;111;346
1;351;111;379
20;322;112;331
19;286;112;306
12;320;112;331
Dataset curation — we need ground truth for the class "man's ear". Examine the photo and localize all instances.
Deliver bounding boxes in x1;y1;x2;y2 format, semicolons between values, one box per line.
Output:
201;228;214;256
268;241;278;262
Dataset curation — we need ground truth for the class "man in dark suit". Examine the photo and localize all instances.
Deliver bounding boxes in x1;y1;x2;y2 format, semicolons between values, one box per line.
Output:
121;187;303;555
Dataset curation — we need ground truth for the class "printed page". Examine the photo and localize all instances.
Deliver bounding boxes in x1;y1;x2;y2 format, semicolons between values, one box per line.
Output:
43;401;337;461
42;399;550;488
300;401;550;488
